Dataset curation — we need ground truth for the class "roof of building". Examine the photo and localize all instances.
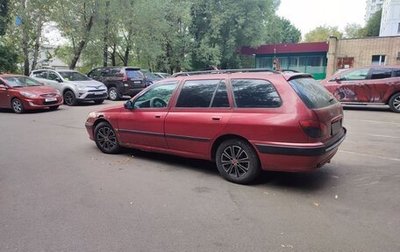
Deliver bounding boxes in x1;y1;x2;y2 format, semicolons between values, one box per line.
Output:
241;42;329;55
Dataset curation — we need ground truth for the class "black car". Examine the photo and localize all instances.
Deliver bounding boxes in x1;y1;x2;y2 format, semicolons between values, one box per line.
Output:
87;67;147;100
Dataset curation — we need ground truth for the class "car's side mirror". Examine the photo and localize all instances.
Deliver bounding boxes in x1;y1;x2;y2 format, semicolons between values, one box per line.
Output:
124;100;135;110
334;77;342;83
55;77;63;83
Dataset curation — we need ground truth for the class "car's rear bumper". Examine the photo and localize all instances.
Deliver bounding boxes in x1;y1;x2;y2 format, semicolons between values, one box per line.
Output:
254;128;346;172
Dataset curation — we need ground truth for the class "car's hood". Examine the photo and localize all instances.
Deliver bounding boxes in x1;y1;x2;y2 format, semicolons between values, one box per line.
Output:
15;85;58;95
67;80;106;89
97;105;125;114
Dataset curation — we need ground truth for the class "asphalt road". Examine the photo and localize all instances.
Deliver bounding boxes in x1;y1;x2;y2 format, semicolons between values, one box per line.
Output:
1;102;399;252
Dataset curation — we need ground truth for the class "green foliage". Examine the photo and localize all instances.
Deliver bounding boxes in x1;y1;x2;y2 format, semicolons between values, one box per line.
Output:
265;16;301;44
365;9;381;36
0;41;18;72
190;0;278;70
0;0;8;35
344;23;367;38
304;25;343;42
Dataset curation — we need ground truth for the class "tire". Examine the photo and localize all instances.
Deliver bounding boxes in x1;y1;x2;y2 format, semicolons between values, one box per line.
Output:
108;87;120;101
94;122;120;154
388;92;400;113
215;138;261;184
64;90;77;106
11;98;25;114
94;99;105;105
49;105;59;111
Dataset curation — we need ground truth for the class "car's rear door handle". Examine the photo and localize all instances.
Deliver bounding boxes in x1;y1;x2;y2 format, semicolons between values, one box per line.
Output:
155;115;161;118
212;116;222;121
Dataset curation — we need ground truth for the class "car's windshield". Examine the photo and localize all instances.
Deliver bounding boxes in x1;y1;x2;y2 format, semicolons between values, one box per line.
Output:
4;76;43;87
59;71;91;81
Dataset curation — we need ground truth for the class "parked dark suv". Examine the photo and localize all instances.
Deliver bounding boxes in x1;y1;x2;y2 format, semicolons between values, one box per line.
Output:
85;69;346;184
87;67;146;101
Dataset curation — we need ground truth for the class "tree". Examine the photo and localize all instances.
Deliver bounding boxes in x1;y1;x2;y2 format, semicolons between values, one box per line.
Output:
0;0;8;35
365;9;381;36
52;0;99;69
265;16;301;44
304;25;343;42
344;23;367;39
0;42;18;72
190;0;278;70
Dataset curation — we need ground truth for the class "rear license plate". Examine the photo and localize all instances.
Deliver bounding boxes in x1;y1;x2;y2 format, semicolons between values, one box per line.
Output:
45;97;57;102
331;121;342;135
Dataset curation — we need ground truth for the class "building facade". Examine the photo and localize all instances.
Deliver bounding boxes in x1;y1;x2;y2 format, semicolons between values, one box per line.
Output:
366;0;384;21
380;0;400;36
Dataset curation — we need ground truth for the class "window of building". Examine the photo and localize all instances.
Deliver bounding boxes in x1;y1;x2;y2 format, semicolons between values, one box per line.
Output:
176;80;223;108
372;55;386;65
231;79;281;108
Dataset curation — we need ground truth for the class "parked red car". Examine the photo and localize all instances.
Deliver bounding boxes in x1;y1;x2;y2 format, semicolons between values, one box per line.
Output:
321;66;400;113
86;70;346;184
0;75;63;113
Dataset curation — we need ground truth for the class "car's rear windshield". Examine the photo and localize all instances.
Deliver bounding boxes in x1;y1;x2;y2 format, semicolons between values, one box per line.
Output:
126;69;143;79
289;77;337;109
59;71;90;81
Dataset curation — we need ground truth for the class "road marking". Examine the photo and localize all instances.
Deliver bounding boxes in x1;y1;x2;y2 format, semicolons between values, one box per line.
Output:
339;150;400;162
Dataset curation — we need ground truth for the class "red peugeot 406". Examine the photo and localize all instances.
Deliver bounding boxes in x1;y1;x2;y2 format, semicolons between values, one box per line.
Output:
86;69;346;184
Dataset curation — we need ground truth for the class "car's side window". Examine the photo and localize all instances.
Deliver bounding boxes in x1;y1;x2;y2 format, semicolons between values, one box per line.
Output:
393;69;400;77
88;69;101;78
32;71;47;79
176;80;222;108
48;71;59;81
211;82;230;107
369;68;393;79
340;68;369;81
134;82;178;109
231;79;281;108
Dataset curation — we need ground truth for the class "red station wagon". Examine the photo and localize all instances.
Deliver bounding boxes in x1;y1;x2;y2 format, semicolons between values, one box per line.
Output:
321;66;400;113
0;75;63;113
85;69;346;184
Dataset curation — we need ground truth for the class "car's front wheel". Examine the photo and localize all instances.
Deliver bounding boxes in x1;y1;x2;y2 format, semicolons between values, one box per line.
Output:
94;121;120;154
215;139;261;184
64;90;77;106
389;92;400;113
11;98;24;114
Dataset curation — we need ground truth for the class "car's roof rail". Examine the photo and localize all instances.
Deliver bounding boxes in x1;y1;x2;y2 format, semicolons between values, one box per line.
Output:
172;68;279;77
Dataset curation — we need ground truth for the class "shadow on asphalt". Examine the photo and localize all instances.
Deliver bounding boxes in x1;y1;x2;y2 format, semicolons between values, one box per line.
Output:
119;148;336;191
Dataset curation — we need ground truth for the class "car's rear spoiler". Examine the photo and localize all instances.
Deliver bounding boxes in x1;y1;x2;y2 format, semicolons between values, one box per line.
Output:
285;73;314;81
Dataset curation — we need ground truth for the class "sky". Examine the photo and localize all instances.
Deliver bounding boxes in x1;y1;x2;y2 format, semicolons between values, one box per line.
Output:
277;0;367;36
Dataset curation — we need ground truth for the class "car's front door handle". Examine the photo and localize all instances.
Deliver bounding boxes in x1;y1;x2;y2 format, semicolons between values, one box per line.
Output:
212;116;222;121
155;115;161;119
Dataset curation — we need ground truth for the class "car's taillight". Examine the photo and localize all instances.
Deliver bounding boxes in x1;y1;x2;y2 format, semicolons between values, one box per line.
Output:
299;120;327;138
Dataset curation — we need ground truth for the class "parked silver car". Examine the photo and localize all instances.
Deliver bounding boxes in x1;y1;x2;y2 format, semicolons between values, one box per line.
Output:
30;69;108;106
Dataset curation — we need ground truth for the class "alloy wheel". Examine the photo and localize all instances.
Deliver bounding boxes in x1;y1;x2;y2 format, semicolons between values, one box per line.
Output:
393;96;400;111
12;99;23;113
220;145;250;178
96;125;118;152
109;89;118;101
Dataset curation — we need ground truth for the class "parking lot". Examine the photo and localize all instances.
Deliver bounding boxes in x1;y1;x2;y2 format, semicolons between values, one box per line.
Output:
0;102;399;251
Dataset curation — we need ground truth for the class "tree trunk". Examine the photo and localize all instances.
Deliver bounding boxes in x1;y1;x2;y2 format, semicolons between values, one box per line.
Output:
31;16;43;71
21;0;29;75
111;43;116;66
123;46;129;66
69;13;95;69
102;1;110;67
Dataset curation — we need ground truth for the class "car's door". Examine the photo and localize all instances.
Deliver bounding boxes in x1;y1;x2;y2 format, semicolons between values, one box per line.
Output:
357;68;394;103
46;71;64;91
328;68;370;102
165;79;232;159
117;81;178;149
0;79;10;108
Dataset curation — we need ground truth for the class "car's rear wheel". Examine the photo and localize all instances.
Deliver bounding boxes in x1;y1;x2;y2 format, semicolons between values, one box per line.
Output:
215;139;261;184
94;99;104;104
108;87;120;101
64;90;77;106
389;92;400;113
94;122;120;154
11;98;24;114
